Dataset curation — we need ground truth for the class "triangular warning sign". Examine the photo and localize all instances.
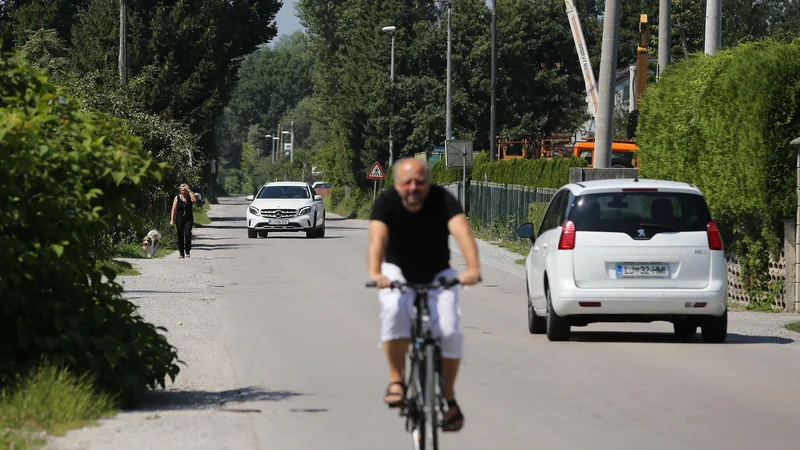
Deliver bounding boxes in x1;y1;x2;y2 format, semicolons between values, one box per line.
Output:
366;161;385;179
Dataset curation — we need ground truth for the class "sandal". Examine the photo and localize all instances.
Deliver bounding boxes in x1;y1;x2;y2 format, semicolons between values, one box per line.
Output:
442;399;464;432
384;381;406;408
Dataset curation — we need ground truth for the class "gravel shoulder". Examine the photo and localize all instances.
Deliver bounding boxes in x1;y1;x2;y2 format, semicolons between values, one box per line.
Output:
47;206;260;450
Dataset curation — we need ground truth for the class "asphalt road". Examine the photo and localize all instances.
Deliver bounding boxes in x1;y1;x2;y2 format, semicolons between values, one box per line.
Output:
202;196;800;450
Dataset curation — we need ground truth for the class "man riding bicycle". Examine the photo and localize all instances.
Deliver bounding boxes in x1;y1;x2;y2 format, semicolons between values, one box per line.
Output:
368;157;481;433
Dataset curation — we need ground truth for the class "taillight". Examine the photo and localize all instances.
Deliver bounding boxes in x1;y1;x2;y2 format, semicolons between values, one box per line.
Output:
558;220;576;250
707;221;723;251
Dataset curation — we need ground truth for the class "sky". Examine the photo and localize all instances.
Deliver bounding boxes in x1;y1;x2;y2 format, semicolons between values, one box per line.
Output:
274;0;497;39
274;0;304;38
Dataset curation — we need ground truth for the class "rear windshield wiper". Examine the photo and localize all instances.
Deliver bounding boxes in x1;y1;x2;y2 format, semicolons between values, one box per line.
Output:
638;222;680;231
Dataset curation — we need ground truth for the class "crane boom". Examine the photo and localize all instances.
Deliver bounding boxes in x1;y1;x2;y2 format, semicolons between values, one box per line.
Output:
564;0;599;119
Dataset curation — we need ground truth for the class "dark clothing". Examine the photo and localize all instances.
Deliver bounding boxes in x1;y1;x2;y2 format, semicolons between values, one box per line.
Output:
176;217;193;256
175;195;194;221
175;195;194;256
370;185;463;283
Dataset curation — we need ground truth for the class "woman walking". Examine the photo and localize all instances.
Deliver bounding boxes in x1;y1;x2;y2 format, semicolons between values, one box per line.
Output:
170;183;197;258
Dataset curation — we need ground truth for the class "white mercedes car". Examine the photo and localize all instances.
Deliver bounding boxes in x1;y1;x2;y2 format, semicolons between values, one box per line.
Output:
245;181;326;238
516;178;728;343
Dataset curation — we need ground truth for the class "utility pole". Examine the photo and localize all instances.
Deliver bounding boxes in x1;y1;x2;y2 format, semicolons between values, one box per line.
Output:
489;0;497;161
704;0;721;55
119;0;127;84
593;0;621;169
445;0;453;142
381;26;396;166
657;0;671;79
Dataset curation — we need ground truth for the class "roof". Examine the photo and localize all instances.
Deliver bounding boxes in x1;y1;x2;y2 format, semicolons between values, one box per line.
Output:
262;181;309;187
565;178;703;196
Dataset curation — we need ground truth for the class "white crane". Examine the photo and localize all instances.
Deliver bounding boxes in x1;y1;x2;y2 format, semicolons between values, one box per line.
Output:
564;0;599;120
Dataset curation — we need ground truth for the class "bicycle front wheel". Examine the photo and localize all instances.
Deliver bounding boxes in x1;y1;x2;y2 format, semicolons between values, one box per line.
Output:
423;344;439;450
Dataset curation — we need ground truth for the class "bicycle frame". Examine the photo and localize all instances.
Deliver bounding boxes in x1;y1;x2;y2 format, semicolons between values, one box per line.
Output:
366;276;461;450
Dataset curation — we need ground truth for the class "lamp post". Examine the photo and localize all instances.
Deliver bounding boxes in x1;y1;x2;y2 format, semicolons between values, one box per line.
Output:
791;137;800;312
490;0;496;161
382;25;396;166
265;134;271;160
434;0;453;142
272;136;278;163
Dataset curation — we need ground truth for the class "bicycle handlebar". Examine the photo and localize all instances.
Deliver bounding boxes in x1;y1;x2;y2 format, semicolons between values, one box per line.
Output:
365;275;477;291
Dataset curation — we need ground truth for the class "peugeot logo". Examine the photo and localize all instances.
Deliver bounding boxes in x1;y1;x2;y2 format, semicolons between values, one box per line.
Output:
637;228;646;238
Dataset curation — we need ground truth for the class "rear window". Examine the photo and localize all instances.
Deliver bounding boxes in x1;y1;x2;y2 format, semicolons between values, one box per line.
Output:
568;191;712;236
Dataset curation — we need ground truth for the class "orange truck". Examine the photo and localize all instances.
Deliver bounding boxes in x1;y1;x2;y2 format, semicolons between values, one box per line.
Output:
572;138;639;168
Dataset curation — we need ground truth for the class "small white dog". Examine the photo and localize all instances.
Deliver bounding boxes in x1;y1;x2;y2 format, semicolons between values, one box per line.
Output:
141;230;162;258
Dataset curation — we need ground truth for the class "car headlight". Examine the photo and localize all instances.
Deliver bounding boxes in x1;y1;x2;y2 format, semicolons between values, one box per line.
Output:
249;206;260;216
298;206;312;216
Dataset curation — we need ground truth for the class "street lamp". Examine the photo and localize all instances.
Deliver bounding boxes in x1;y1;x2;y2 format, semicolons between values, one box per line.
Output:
265;134;272;160
272;136;279;163
382;25;396;166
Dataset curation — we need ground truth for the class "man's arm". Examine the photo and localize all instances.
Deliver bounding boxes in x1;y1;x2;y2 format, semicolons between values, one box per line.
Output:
448;213;481;285
368;220;391;287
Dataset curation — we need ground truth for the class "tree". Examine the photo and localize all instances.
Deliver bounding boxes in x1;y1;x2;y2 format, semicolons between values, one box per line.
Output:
217;31;315;167
70;0;283;161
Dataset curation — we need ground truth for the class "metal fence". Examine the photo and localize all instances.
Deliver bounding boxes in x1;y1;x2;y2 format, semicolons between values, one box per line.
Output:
441;182;464;208
469;181;557;228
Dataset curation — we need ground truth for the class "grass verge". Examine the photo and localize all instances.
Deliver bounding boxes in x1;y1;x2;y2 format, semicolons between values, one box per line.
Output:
784;321;800;333
0;364;117;449
98;259;140;277
193;201;212;226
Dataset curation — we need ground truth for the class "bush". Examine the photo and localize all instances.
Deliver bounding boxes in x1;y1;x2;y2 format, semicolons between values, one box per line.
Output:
637;39;800;296
0;54;180;407
471;151;587;187
526;202;550;235
431;151;586;187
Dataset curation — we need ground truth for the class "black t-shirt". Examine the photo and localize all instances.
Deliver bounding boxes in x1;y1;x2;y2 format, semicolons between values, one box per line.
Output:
370;185;463;283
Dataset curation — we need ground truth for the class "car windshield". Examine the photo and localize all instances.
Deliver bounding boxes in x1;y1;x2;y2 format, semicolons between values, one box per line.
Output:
568;191;712;235
257;186;309;199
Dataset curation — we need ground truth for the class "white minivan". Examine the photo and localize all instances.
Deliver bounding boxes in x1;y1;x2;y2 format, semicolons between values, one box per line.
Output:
516;178;728;342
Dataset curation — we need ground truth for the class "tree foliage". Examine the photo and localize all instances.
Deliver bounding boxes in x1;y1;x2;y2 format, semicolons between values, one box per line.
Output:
0;53;180;406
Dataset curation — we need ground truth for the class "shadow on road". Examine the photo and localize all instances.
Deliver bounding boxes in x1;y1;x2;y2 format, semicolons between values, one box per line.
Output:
131;386;305;412
325;225;367;231
568;331;795;345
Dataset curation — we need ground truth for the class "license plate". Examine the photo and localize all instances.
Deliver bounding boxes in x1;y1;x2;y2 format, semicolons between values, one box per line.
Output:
269;219;289;225
616;264;670;278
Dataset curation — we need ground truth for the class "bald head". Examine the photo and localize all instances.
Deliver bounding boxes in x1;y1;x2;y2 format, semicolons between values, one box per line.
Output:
393;157;430;211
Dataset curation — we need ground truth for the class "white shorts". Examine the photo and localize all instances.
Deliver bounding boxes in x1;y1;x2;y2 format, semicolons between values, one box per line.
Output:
378;262;463;359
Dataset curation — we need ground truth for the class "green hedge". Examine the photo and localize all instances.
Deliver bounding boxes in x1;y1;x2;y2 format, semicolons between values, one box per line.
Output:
431;151;586;187
0;54;180;406
527;202;550;235
637;39;800;296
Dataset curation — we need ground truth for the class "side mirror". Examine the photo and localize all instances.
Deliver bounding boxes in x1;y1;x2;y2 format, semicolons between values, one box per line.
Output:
516;222;536;240
246;195;255;201
314;195;322;201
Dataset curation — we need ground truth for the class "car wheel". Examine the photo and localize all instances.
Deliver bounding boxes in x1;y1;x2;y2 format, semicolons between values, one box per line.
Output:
248;229;257;239
701;310;727;343
306;218;317;238
673;321;697;340
258;230;268;238
545;286;570;341
316;220;325;238
527;277;545;334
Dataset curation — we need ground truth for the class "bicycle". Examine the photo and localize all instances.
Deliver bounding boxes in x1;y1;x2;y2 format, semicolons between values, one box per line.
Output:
366;275;463;450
